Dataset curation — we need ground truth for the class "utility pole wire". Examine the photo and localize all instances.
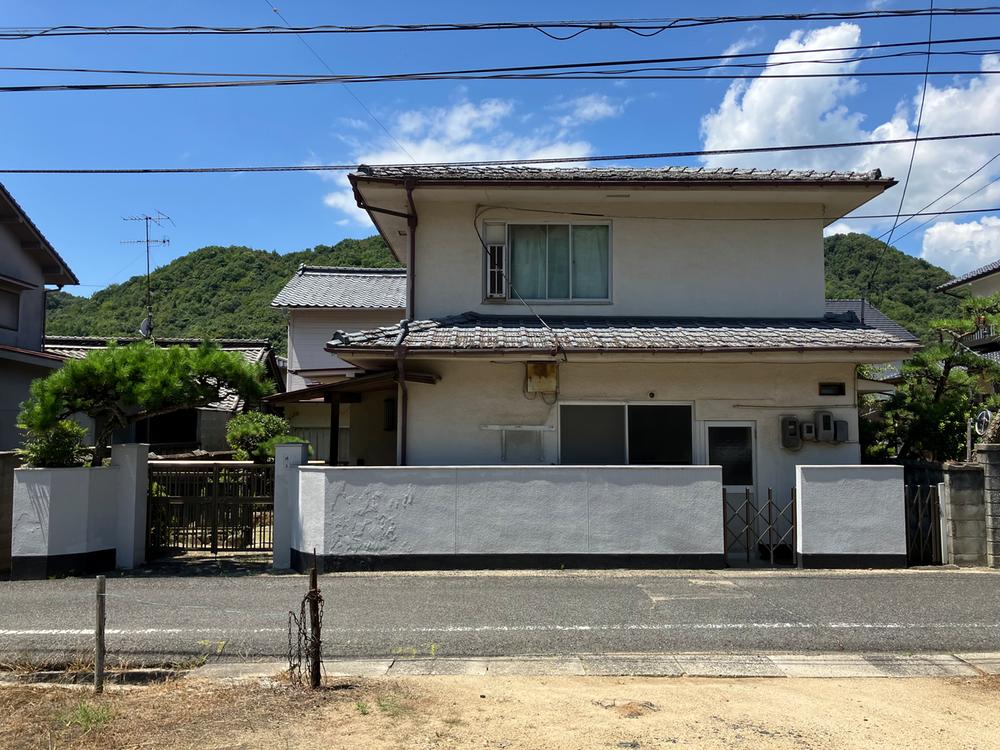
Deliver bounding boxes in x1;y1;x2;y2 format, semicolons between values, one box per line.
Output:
1;130;997;174
261;1;415;164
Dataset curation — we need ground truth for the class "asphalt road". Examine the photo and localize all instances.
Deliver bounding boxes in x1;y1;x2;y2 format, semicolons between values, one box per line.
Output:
2;568;999;663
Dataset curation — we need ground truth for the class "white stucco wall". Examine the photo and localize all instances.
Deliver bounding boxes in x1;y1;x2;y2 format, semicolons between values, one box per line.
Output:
795;464;906;562
0;224;46;351
404;360;861;500
412;199;826;320
11;466;119;557
10;444;149;575
965;275;1000;298
293;464;723;557
286;308;404;391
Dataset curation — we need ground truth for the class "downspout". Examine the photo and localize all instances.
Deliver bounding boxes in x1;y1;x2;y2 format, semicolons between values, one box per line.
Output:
396;179;418;465
394;320;410;466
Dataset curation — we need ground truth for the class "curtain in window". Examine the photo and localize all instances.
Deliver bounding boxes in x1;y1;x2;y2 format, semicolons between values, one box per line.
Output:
572;225;609;299
510;225;546;299
546;225;570;299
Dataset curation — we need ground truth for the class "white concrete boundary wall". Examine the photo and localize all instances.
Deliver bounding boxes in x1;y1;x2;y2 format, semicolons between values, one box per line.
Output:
795;464;906;568
10;444;149;579
290;465;724;569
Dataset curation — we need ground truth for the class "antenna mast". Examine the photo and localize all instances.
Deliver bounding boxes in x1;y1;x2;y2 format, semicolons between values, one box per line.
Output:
122;211;172;339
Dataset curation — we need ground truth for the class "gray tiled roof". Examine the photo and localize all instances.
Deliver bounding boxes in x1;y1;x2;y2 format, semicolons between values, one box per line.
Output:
823;300;918;341
271;265;406;309
44;337;276;412
936;259;1000;291
327;307;919;355
353;165;890;185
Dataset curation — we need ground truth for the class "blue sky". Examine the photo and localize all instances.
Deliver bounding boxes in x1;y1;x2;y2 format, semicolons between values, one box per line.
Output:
2;1;999;294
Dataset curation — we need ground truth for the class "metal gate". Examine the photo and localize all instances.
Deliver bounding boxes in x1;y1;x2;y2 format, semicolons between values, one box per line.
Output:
723;488;797;567
904;483;942;566
147;462;274;556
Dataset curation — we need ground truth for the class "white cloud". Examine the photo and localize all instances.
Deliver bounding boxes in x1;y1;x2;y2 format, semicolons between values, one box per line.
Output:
699;24;1000;252
824;221;854;237
553;94;624;127
323;97;595;226
921;216;1000;274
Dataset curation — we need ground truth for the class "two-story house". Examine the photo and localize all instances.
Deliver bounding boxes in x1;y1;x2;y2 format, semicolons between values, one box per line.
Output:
269;265;405;464
0;184;77;450
317;165;918;508
936;259;1000;359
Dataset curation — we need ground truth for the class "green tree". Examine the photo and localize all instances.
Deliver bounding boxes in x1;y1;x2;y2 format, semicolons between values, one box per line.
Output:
18;341;273;466
865;294;1000;462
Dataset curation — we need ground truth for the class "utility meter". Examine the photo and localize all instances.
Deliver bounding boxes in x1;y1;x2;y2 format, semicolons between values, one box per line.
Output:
780;415;802;451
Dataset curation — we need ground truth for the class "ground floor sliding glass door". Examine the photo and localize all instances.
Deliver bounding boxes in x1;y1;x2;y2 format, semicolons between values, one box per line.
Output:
558;403;693;465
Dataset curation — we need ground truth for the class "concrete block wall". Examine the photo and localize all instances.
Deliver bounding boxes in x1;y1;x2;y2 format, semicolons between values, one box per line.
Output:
940;463;986;566
975;444;1000;567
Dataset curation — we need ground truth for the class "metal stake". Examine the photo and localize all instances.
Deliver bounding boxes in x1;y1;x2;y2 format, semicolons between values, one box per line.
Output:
95;575;106;694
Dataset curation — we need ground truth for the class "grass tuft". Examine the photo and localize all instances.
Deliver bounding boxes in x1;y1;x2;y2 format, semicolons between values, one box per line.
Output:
62;700;112;733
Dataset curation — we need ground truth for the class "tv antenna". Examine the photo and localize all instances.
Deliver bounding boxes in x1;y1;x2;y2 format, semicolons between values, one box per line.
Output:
122;211;172;339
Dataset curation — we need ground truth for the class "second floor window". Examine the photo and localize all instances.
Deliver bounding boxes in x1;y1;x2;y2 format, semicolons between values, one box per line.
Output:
0;288;19;330
484;222;610;301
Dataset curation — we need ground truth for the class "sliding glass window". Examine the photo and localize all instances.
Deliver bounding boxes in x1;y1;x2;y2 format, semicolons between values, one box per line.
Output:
506;224;609;301
559;404;693;465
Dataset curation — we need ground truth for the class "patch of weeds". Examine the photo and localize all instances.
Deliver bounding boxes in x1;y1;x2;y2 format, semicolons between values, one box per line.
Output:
376;695;413;718
171;654;208;670
62;700;112;733
355;700;370;715
443;716;464;727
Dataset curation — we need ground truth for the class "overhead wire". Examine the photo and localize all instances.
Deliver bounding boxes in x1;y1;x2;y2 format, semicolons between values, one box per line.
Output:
864;0;937;317
2;7;999;40
0;130;996;173
260;1;415;163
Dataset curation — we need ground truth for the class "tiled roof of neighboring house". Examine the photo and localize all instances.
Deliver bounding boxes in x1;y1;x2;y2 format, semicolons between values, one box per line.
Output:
353;165;891;186
822;300;919;341
44;337;282;411
935;258;1000;292
327;305;919;356
0;182;78;286
271;265;407;309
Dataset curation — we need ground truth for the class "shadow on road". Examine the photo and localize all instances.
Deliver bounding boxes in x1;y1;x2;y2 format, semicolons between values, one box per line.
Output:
115;551;288;578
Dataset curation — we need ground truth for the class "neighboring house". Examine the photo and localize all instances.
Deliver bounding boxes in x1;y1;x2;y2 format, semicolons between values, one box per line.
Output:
269;266;405;463
310;165;918;504
44;336;284;454
936;259;1000;360
0;183;78;450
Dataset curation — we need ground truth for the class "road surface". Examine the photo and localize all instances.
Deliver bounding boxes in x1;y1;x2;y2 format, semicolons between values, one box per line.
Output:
2;567;999;663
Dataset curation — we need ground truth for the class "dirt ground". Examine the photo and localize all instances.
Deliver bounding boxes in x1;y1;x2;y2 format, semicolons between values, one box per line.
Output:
3;674;999;750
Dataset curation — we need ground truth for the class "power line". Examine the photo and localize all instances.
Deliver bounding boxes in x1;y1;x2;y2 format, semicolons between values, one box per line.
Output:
0;130;997;173
260;1;415;163
892;171;1000;244
875;149;1000;241
864;0;937;314
4;69;998;93
7;49;1000;86
3;7;999;40
5;36;999;79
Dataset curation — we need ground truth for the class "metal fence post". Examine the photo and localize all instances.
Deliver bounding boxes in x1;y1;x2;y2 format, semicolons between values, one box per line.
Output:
95;575;106;694
210;463;219;556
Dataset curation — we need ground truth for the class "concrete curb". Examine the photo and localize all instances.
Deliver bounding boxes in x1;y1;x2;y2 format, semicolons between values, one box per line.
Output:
191;652;1000;681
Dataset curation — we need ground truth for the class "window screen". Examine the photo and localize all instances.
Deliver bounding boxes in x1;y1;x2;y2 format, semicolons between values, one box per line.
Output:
0;289;19;330
627;405;693;464
559;405;626;464
707;426;754;486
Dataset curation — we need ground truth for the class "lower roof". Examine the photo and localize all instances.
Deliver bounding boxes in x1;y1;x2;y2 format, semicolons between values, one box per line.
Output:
326;304;919;357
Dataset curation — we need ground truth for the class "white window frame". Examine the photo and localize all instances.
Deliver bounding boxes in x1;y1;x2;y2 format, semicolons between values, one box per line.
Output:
482;220;613;304
700;420;758;492
556;400;695;465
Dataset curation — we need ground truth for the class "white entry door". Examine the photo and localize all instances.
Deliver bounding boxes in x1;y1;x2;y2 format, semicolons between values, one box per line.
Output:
706;422;758;558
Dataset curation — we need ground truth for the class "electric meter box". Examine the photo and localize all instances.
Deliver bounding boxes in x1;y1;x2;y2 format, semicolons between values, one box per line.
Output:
834;419;849;443
815;411;835;442
800;421;817;441
780;415;802;451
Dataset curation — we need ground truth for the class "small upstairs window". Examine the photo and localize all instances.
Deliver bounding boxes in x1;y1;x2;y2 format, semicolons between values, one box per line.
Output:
484;222;610;302
0;288;19;331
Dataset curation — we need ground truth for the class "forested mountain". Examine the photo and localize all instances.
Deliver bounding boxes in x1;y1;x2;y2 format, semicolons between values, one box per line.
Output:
46;232;958;352
823;232;959;340
46;237;400;352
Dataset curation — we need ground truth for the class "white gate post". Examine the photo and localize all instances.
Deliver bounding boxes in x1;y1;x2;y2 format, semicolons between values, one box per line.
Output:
111;443;149;569
274;443;310;570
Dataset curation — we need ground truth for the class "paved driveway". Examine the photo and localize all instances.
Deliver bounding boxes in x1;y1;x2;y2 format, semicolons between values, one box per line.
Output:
1;568;999;662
